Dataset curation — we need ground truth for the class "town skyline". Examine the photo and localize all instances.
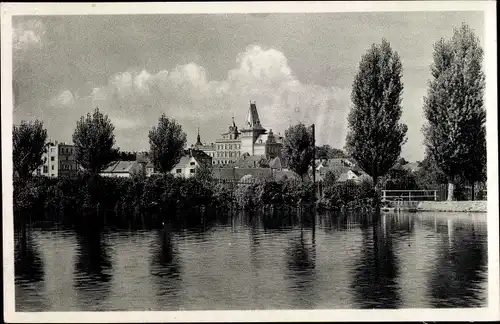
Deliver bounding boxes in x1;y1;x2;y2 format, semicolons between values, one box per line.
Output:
13;12;484;162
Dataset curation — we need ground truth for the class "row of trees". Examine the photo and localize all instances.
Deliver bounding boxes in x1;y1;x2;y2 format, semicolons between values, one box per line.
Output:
278;23;485;202
13;23;485;202
344;23;485;200
13;110;189;182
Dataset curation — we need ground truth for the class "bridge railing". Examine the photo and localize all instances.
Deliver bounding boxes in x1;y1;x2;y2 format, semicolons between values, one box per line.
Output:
381;189;438;202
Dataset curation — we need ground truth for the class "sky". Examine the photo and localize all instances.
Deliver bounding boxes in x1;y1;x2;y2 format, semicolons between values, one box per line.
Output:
12;12;484;162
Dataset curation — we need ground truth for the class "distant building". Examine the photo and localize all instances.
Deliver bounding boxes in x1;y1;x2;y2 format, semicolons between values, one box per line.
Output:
192;128;216;162
34;141;80;178
193;101;284;166
171;149;212;178
100;161;144;178
136;152;156;177
401;162;420;173
312;157;371;183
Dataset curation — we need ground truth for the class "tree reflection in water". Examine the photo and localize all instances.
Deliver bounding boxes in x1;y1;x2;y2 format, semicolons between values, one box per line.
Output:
149;222;182;309
285;213;317;309
261;209;298;232
427;218;487;307
351;213;402;309
15;226;45;284
73;230;113;309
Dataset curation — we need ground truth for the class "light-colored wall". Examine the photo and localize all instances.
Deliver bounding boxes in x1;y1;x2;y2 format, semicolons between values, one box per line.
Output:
100;172;131;178
240;132;254;156
172;156;200;178
254;144;266;156
347;170;358;180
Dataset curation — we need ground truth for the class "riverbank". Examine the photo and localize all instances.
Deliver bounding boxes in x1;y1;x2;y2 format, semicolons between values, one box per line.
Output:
416;201;487;213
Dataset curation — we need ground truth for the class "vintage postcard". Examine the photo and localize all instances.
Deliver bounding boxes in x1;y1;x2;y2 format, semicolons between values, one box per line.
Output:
2;1;498;322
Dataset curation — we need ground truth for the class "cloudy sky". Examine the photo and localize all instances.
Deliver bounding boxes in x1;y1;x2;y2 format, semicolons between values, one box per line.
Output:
12;12;484;162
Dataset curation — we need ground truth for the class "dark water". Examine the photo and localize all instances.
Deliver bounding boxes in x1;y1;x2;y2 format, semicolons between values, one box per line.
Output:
15;211;488;311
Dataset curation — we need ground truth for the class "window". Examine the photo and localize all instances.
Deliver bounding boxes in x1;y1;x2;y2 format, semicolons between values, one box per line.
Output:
36;168;41;175
190;162;195;166
51;156;55;161
51;165;54;170
43;166;48;173
190;169;195;174
176;169;182;173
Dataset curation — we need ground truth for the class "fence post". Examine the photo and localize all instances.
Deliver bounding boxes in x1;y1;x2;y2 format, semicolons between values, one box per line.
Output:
434;190;437;201
409;191;412;202
382;190;386;202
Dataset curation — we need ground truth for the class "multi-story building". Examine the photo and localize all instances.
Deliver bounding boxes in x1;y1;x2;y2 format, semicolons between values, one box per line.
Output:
34;141;79;177
194;101;284;166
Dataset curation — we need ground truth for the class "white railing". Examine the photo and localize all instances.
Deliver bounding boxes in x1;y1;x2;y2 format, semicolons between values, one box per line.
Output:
381;189;438;202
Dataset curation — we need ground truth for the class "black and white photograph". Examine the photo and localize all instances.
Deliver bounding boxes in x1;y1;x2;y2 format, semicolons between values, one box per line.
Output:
2;2;498;322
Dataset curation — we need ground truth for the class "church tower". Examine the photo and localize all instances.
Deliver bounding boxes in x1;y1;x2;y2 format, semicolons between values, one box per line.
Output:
240;101;266;155
195;127;203;147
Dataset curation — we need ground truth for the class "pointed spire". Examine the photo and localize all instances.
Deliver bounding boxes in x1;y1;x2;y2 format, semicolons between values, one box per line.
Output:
195;126;202;146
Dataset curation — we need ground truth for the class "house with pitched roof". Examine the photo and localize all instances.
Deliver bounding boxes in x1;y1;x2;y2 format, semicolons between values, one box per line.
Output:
100;161;144;178
171;149;212;178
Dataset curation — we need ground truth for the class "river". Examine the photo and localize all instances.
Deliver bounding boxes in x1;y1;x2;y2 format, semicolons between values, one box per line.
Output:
14;211;488;311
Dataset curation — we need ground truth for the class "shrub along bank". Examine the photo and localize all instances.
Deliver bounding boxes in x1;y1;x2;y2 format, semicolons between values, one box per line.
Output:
13;173;320;228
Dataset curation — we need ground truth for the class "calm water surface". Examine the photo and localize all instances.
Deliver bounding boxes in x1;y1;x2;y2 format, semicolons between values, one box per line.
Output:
15;211;488;311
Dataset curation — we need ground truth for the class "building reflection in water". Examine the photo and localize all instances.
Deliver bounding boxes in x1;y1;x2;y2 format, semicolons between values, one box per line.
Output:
285;216;317;309
427;216;487;308
149;223;182;309
351;213;402;308
73;230;113;309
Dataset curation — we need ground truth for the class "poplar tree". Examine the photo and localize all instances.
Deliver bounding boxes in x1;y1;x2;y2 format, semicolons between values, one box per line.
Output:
282;123;315;182
345;39;408;190
422;23;485;201
73;107;116;175
149;114;187;173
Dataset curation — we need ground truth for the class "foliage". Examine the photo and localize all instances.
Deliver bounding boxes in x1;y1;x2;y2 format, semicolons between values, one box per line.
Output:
149;114;187;173
13;120;48;181
414;155;448;189
234;182;261;210
322;178;375;209
322;170;338;188
282;123;315;181
194;162;214;185
381;165;419;190
345;38;408;187
72;107;116;175
315;145;346;160
422;23;486;187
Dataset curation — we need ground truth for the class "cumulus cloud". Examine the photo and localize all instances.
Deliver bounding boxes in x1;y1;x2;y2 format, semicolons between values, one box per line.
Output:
59;45;351;150
13;19;45;51
51;89;75;106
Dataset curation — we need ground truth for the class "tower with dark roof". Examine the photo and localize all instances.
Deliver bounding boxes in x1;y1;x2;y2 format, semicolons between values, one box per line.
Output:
195;127;203;146
240;101;267;155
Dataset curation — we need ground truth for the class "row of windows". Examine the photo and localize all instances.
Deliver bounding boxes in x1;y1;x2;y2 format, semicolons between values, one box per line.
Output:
38;162;77;174
60;147;73;155
175;168;196;174
215;160;235;165
216;144;240;150
217;151;241;158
